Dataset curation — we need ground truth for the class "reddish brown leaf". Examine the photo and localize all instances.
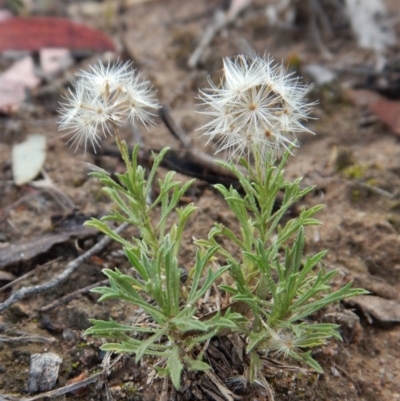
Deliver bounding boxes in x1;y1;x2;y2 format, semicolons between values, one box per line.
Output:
66;373;88;396
346;88;384;107
90;255;106;264
347;89;400;136
370;99;400;136
0;17;115;52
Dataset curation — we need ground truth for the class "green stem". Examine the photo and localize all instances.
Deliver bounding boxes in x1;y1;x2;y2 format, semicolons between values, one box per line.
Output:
112;125;159;253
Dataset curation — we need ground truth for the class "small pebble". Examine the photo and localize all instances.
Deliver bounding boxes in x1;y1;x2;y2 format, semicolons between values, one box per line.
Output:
28;352;62;393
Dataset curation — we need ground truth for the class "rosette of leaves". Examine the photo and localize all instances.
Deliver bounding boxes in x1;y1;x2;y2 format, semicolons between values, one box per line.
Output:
83;144;247;390
196;150;367;379
83;142;366;390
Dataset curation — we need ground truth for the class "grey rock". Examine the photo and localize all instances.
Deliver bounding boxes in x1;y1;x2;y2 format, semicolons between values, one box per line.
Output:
28;352;62;393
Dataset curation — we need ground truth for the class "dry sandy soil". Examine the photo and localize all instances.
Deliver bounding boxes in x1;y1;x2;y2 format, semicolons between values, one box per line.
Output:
1;1;400;400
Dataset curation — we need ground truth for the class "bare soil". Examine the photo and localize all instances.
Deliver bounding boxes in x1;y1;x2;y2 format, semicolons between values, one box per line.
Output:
1;1;400;400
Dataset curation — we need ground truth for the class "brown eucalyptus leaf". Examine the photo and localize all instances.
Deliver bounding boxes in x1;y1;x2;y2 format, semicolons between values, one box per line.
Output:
0;17;115;52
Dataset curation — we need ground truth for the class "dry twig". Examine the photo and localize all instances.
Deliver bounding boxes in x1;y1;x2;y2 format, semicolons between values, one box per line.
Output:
0;372;102;401
0;223;129;313
308;0;333;59
0;258;61;294
40;279;109;312
188;0;252;69
0;334;55;344
159;105;239;179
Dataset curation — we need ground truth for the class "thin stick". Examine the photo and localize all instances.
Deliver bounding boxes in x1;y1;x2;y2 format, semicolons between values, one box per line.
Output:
0;372;102;401
0;257;61;294
309;0;333;38
159;105;239;178
0;223;129;313
40;279;109;312
188;1;251;69
188;10;226;69
0;334;56;344
0;354;124;401
308;0;333;59
352;180;395;199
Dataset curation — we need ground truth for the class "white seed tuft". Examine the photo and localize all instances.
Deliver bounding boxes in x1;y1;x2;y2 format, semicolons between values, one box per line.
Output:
198;55;315;161
58;60;159;153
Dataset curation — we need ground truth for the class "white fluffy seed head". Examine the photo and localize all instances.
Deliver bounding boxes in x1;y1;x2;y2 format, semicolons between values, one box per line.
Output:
58;60;159;153
198;55;315;161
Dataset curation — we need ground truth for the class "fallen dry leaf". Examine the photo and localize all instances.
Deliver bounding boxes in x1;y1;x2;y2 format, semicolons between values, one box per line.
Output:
347;89;400;136
66;372;88;396
0;78;25;113
0;225;97;269
12;134;47;186
0;17;115;52
1;56;40;89
345;295;400;327
0;56;41;112
346;88;384;107
369;99;400;136
0;233;72;268
40;48;73;77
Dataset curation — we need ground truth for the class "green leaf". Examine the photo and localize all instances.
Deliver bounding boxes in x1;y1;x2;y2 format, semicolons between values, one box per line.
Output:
135;328;168;362
184;357;211;372
300;351;323;373
101;341;170;357
173;204;197;256
248;351;261;384
170;316;208;332
85;219;131;247
290;282;367;321
154;366;169;377
187;247;216;302
188;254;228;305
83;319;134;337
168;346;184;390
145;147;171;197
167;247;180;316
247;330;268;352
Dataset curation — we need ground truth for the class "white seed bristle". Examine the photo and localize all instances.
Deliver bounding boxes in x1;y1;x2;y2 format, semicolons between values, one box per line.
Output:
58;60;159;153
198;55;315;161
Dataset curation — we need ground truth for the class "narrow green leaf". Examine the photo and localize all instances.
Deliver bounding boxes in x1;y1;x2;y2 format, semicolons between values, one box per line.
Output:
247;330;268;352
170;316;208;332
168;346;184;390
83;319;134;337
300;351;324;373
135;328;167;362
124;247;149;281
85;220;131;247
185;357;211;372
248;351;261;384
101;341;170;357
145;147;170;196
